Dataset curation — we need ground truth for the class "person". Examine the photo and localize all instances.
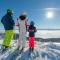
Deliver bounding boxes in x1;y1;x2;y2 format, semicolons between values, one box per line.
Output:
28;21;37;51
16;12;29;51
1;9;15;50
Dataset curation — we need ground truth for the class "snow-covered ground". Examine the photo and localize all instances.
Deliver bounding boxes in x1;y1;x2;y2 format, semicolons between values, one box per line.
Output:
0;40;60;60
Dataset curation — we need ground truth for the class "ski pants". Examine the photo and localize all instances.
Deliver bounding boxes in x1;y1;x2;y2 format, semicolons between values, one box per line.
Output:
29;37;35;48
2;30;14;48
18;31;26;48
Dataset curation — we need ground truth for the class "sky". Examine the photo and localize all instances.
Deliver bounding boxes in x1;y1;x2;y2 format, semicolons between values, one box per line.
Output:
0;0;60;30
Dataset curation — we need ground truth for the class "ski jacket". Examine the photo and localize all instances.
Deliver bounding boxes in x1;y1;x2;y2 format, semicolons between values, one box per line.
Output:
1;14;15;30
16;17;29;31
28;25;37;37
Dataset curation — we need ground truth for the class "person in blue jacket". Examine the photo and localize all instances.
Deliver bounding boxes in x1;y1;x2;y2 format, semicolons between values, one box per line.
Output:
1;9;15;50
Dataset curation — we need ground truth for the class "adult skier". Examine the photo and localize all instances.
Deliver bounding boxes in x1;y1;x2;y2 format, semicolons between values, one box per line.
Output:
16;12;29;51
1;9;15;51
28;21;37;51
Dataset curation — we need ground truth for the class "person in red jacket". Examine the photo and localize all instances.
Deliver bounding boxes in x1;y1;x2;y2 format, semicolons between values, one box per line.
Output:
28;21;37;51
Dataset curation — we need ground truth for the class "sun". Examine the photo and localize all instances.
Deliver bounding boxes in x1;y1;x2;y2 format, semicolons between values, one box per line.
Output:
46;11;54;18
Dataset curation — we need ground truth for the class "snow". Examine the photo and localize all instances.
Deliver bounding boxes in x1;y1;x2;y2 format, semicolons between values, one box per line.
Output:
0;41;60;60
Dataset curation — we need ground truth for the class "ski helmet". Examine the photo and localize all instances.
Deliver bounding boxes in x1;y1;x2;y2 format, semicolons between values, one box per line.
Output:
30;21;34;26
21;11;27;16
7;9;13;14
19;11;27;20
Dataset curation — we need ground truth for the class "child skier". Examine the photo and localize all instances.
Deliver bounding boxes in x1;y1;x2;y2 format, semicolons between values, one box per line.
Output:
16;12;29;51
28;21;37;51
1;9;15;52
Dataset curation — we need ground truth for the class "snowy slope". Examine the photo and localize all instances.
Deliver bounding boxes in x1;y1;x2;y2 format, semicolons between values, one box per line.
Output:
0;41;60;60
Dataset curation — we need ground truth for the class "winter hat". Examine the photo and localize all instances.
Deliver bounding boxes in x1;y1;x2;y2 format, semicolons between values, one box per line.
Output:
30;21;34;26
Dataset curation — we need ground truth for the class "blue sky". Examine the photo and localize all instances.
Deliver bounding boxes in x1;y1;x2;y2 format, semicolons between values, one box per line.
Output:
0;0;60;30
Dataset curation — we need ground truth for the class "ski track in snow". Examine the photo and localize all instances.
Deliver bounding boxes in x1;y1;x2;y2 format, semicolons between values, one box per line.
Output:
0;41;60;60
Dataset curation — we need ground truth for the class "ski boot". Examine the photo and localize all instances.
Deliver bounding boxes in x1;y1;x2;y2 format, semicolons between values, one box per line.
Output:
29;47;34;52
17;46;24;54
29;47;32;52
1;45;9;54
31;48;34;52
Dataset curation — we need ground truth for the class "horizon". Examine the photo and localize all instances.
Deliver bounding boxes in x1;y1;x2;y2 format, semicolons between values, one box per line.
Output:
0;29;60;39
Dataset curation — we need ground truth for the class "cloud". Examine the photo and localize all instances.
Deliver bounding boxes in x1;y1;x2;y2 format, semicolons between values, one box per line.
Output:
36;30;60;39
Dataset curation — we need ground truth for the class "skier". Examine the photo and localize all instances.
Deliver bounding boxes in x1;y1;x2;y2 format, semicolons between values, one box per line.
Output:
16;12;29;51
28;21;37;52
1;9;15;52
